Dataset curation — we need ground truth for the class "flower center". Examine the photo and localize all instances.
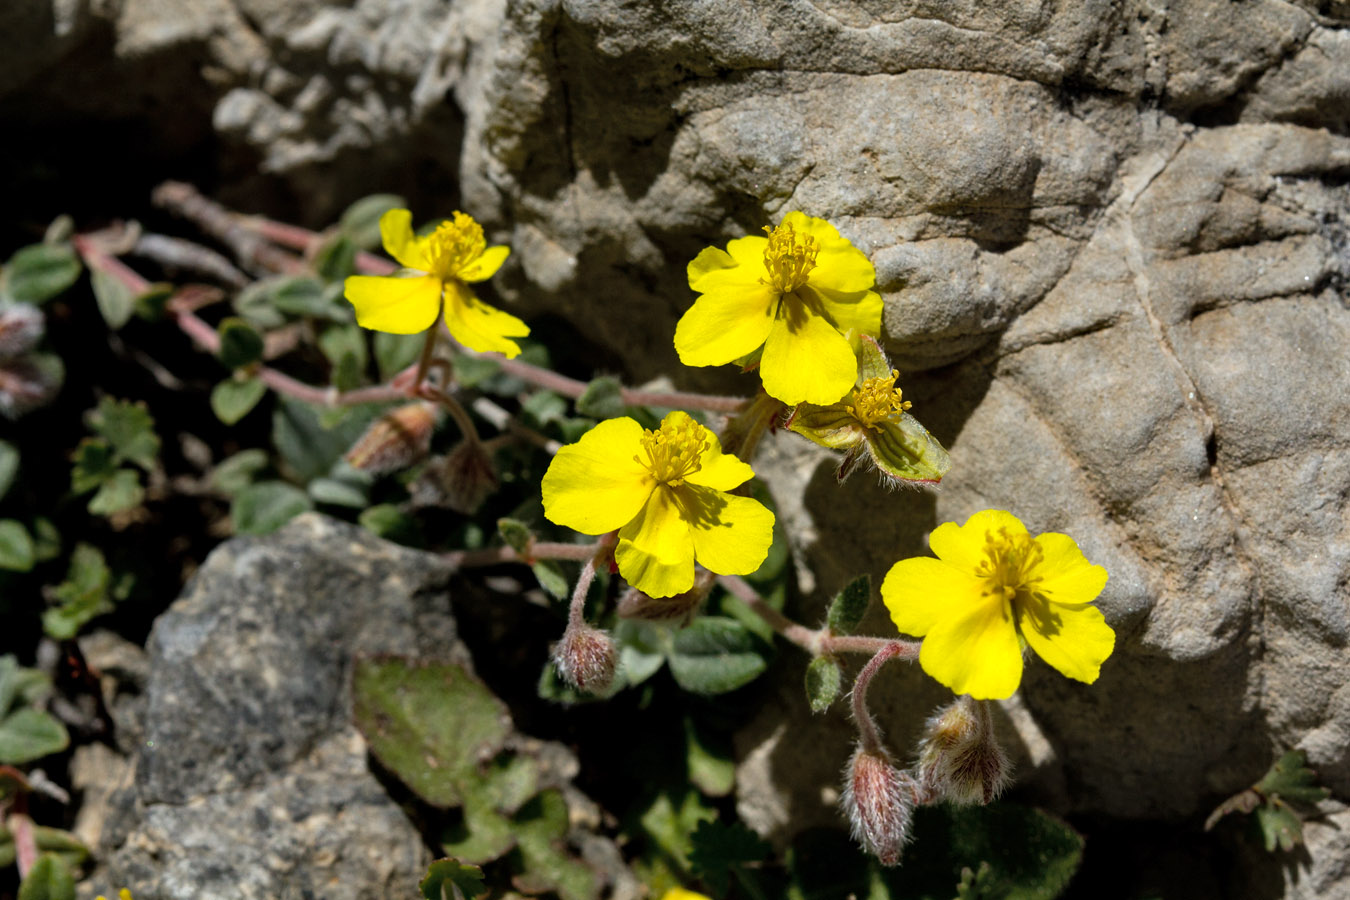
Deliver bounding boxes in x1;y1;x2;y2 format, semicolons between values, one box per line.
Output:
636;417;708;486
846;369;912;429
760;222;819;293
425;212;486;280
974;527;1043;603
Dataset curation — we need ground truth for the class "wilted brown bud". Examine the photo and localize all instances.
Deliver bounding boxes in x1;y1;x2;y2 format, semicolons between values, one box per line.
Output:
551;623;617;694
841;745;915;866
0;355;63;419
345;402;437;475
915;696;1009;806
0;304;44;360
409;438;499;514
615;570;712;623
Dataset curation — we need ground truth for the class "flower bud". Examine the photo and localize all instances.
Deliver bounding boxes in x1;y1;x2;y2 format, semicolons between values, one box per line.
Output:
345;402;437;475
0;303;44;360
0;355;63;419
409;438;499;514
841;745;915;866
915;696;1009;806
551;623;617;694
615;571;712;623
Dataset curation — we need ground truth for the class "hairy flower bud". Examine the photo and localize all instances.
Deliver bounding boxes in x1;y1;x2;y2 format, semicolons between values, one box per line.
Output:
409;438;499;514
841;746;915;866
916;696;1010;806
615;570;712;623
551;623;617;694
345;402;437;475
0;355;63;419
0;303;44;360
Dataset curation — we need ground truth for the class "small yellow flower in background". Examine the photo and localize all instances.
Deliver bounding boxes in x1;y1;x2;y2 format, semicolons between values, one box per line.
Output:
95;891;134;900
881;510;1114;701
542;411;774;598
344;208;529;357
661;889;713;900
787;335;951;485
675;211;882;406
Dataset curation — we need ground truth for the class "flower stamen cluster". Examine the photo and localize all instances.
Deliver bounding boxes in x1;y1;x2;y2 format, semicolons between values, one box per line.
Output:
845;369;912;430
635;416;708;486
976;526;1044;603
760;222;819;293
425;212;487;280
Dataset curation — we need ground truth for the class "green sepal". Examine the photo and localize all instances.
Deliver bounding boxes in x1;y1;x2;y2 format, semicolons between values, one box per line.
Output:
497;518;533;555
786;403;862;450
420;858;487;900
856;334;892;381
865;412;952;484
804;656;842;713
826;574;871;634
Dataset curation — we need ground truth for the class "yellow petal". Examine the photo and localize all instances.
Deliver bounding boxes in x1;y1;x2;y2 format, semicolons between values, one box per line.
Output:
1029;532;1109;605
881;556;984;638
803;284;883;342
684;423;755;491
616;487;696;597
1018;593;1115;685
541;417;653;534
379;209;430;270
458;244;510;282
781;211;876;293
928;510;1029;573
758;298;856;405
443;281;530;358
674;282;777;368
680;485;775;576
344;274;443;334
919;593;1024;700
687;237;768;293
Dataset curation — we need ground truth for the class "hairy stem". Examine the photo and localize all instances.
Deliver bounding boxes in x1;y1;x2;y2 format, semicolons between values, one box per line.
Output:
716;574;822;653
443;541;601;569
852;641;906;755
568;532;618;628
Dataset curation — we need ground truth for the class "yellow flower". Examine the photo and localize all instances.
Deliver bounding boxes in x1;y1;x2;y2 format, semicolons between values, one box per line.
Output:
96;891;134;900
675;211;882;406
344;209;528;357
661;890;713;900
881;510;1114;701
541;411;774;598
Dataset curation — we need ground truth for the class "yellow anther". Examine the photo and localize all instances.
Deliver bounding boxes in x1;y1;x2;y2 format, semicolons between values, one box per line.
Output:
845;369;912;429
635;416;708;486
425;211;487;280
760;222;819;293
975;528;1044;600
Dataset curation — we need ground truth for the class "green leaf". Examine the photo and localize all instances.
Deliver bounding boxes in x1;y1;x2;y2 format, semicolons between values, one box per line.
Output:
954;862;996;900
685;717;735;797
320;323;369;392
688;820;772;896
0;440;20;502
272;396;382;482
1;244;81;305
1256;750;1330;805
16;853;76;900
667;617;770;695
217;317;265;369
231;481;313;535
44;543;116;640
90;267;135;329
86;397;159;470
827;575;871;635
359;504;423;547
87;468;144;515
509;789;600;900
210;377;267;425
232;279;285;328
209;448;270;496
351;658;512;808
0;655;51;719
532;560;569;600
575;376;625;419
0;708;70;765
70;439;116;493
638;787;717;865
1255;800;1304;853
521;391;568;428
314;234;358;281
307;476;369;508
374;331;426;381
497;518;533;555
133;282;175;320
613;620;667;687
274;277;339;319
420;858;487;900
29;517;61;563
0;826;87;874
341;194;406;250
0;520;34;572
804;656;842;713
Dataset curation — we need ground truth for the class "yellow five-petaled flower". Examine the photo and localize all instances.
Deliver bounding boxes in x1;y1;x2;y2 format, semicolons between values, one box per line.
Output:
881;510;1115;700
675;211;882;406
344;208;529;358
541;411;775;598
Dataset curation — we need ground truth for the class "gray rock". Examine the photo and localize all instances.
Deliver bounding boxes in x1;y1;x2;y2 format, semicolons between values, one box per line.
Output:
85;513;463;900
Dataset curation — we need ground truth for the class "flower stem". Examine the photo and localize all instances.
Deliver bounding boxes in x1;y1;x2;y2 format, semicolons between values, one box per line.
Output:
568;532;618;629
410;313;443;398
852;641;906;756
443;541;601;569
470;397;562;455
716;574;822;653
153;181;307;275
